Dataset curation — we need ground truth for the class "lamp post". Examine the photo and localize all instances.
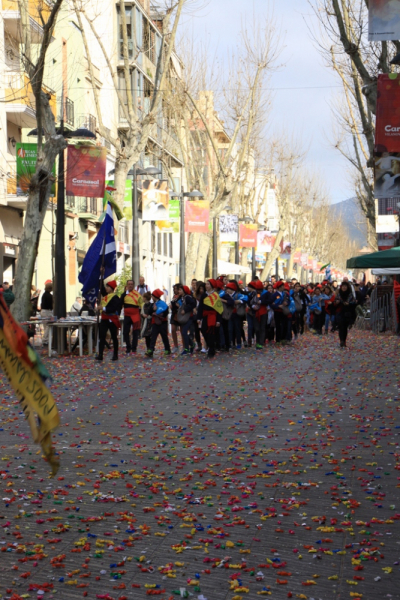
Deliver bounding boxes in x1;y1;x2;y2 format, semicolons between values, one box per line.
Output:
108;164;162;285
28;120;96;320
171;188;203;284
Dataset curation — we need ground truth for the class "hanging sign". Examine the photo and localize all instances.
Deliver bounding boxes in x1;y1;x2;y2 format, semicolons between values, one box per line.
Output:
142;179;169;221
239;223;257;247
185;200;209;233
219;214;238;242
66;145;107;198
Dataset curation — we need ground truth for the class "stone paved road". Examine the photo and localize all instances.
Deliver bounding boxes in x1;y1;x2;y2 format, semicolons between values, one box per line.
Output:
0;331;399;600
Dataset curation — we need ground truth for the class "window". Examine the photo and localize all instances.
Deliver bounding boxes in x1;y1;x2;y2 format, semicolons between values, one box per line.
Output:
168;232;173;258
143;77;153;114
118;221;129;244
89;198;98;215
66;195;75;209
378;197;400;215
118;6;133;59
157;231;162;254
163;232;167;256
151;222;156;252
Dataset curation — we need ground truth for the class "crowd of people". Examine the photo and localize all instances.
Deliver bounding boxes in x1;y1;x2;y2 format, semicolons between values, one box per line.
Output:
94;273;371;361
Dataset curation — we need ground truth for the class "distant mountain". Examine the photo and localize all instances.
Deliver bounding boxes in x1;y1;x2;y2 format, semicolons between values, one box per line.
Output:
329;197;367;249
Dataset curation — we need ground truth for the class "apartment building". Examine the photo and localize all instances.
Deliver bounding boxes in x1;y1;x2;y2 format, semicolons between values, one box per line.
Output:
0;0;57;284
0;0;186;307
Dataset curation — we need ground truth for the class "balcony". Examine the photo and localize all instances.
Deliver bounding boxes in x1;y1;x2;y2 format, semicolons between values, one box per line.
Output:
58;97;74;128
77;197;100;220
4;71;56;126
78;114;97;135
2;0;52;44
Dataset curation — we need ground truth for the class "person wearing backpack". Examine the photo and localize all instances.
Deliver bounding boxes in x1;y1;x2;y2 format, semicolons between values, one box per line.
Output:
248;280;270;349
145;289;171;357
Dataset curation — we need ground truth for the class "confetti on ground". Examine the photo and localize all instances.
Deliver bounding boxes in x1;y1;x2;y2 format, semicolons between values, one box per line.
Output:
0;330;399;599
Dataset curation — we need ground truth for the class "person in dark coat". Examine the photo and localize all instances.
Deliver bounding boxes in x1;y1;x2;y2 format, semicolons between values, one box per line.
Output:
334;282;356;348
95;280;121;361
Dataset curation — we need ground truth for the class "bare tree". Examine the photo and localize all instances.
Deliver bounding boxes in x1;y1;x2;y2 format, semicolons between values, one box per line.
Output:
13;0;66;321
174;14;280;281
310;0;400;248
73;0;185;211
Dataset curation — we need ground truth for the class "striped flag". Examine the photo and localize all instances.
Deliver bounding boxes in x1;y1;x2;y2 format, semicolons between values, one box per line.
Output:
0;294;60;475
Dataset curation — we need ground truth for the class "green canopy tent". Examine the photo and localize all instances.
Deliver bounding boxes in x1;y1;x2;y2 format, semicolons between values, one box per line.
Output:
346;246;400;269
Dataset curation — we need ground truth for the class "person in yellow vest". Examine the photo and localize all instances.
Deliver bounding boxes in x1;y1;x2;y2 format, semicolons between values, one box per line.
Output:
95;280;121;362
120;279;144;354
196;279;223;358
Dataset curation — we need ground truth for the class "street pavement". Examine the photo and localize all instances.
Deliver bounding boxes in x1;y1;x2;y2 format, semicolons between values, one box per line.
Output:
0;330;399;600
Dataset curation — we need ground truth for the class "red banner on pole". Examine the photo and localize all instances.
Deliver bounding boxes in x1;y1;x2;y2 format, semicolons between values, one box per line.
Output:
184;200;209;233
293;249;301;263
66;145;107;198
239;223;257;247
375;74;400;152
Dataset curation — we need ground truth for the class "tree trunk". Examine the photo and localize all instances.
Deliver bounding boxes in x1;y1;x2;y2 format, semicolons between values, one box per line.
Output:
185;232;200;282
13;133;66;321
286;253;294;280
260;229;284;281
194;233;210;280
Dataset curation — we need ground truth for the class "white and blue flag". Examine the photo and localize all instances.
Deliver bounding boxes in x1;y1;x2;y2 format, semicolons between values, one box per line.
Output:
78;202;117;306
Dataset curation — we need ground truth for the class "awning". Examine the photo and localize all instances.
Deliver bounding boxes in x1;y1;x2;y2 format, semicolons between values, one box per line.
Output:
217;259;251;275
346;246;400;269
371;268;400;275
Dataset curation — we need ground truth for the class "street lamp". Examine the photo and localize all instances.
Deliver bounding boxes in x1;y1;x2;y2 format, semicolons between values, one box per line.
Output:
170;188;203;284
28;120;96;321
108;164;162;284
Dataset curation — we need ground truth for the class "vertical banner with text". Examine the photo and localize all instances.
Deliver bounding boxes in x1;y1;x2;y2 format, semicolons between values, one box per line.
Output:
66;145;107;198
219;215;238;242
239;223;257;247
369;1;400;41
185;200;210;233
142;179;169;221
16;143;56;195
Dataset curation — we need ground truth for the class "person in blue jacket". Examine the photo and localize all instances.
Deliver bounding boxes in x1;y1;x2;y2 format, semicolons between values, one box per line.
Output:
226;281;248;349
145;289;171;357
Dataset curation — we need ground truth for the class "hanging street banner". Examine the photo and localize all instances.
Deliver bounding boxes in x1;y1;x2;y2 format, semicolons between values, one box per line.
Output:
185;199;209;233
257;230;275;252
219;214;238;242
66;145;107;198
155;198;180;233
293;248;302;263
369;0;400;41
168;199;180;222
307;255;314;269
301;252;308;267
142;179;169;221
375;74;400;152
16;143;56;195
374;152;400;198
280;240;291;259
239;223;257;247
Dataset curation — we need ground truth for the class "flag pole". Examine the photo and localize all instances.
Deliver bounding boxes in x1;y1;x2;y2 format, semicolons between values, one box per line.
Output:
96;227;107;351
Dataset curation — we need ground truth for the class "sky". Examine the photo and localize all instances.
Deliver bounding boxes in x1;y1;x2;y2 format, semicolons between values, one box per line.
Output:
185;0;354;204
